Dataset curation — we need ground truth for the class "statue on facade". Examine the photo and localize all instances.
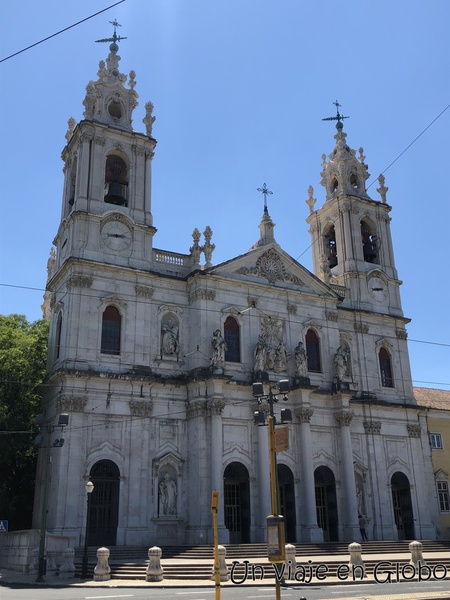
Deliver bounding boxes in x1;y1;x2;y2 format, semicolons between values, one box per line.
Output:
159;473;177;516
274;341;289;372
333;346;349;381
161;319;179;357
295;341;308;378
253;335;267;373
211;329;227;368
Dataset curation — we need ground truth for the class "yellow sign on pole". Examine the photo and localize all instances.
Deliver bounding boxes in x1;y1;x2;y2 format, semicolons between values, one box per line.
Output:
274;426;289;452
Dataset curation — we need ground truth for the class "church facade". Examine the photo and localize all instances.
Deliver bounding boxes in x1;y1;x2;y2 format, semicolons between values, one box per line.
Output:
33;39;439;548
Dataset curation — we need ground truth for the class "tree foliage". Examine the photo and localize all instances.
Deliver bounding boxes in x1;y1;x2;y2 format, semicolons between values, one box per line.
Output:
0;314;49;531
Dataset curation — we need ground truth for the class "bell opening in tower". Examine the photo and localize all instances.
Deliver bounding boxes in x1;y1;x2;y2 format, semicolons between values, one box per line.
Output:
104;156;128;206
324;225;337;268
361;221;378;264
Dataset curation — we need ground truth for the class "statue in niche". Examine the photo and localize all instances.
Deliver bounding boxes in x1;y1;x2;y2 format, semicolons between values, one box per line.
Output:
159;473;177;516
161;318;179;357
211;329;227;368
333;345;349;381
253;335;267;372
295;341;308;378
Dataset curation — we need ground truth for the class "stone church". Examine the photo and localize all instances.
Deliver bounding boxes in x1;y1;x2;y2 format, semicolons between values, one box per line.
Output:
33;37;439;548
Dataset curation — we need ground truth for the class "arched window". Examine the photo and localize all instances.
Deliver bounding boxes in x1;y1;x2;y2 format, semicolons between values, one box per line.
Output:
224;316;240;362
55;312;63;359
379;347;394;387
324;225;337;268
361;220;378;263
101;306;121;355
306;329;321;372
104;155;128;206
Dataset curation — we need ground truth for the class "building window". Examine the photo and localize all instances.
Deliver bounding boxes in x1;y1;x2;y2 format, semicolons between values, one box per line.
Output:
55;313;63;359
379;347;394;387
306;329;321;372
437;481;450;512
101;306;121;355
224;316;240;362
430;433;443;449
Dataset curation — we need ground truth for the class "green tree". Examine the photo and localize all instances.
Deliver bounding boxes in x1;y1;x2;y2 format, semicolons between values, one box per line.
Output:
0;314;49;531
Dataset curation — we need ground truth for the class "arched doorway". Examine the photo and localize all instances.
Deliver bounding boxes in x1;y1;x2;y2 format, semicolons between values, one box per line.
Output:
314;466;338;541
278;464;296;542
224;462;250;543
391;472;414;540
88;460;120;546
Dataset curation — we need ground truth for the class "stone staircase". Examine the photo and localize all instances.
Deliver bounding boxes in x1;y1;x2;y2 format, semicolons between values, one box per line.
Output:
74;540;450;580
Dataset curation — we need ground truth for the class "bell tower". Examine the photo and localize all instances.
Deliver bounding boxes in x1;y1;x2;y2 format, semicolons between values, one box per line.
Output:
55;21;157;271
306;105;402;316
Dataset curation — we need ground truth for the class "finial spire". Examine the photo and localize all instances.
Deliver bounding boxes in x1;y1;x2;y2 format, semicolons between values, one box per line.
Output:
95;19;127;54
257;183;273;213
322;100;349;131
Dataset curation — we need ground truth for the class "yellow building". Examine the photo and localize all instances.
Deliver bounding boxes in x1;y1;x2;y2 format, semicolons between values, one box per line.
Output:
415;387;450;539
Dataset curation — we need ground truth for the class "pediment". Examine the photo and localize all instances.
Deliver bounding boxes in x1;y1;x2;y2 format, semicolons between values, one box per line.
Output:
209;244;337;298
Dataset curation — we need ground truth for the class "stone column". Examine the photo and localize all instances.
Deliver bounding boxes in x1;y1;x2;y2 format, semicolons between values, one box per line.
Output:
336;411;359;540
296;407;322;542
210;399;228;543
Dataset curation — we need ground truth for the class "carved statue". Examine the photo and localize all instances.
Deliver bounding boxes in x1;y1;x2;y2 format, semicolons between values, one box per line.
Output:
275;342;289;372
159;473;177;516
161;319;179;356
143;101;156;137
334;346;349;381
211;329;227;367
253;335;267;372
295;341;308;378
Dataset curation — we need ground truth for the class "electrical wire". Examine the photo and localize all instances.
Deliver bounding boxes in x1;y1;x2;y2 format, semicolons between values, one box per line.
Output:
0;1;126;64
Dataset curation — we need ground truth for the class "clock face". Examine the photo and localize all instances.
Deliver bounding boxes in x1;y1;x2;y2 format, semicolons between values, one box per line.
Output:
101;220;132;251
368;277;388;302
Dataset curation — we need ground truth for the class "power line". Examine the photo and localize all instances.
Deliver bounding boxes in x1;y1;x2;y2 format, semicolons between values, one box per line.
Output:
366;103;450;190
0;1;126;64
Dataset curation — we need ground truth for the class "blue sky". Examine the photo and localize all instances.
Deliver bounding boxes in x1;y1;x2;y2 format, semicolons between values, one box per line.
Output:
0;0;449;390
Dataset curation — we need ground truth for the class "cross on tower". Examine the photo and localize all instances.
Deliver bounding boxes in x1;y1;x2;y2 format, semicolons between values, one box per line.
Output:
95;19;127;45
322;100;349;129
257;183;273;213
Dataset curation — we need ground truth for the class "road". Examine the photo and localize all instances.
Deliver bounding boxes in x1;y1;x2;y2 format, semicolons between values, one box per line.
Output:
2;581;450;600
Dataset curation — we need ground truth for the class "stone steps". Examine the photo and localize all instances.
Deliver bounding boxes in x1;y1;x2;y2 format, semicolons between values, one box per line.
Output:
74;541;450;580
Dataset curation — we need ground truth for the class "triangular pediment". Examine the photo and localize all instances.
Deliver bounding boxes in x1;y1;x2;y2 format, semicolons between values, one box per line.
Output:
207;243;338;299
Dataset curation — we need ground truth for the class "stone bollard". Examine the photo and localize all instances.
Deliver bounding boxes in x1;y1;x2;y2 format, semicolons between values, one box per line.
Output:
59;548;76;578
93;547;111;581
285;544;297;580
348;542;365;578
211;545;229;582
146;546;163;582
28;547;39;574
409;540;427;567
46;550;58;576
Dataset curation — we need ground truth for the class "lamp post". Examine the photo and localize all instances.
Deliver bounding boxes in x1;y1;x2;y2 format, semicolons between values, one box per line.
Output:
81;480;94;578
253;379;292;600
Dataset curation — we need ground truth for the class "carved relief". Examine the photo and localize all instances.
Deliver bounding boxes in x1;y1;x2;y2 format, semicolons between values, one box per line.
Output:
407;424;421;438
135;285;154;298
354;322;369;334
129;400;153;417
325;311;339;322
66;275;93;289
188;289;216;303
57;395;88;412
396;329;408;340
161;314;180;358
253;317;289;373
363;421;382;434
236;249;304;286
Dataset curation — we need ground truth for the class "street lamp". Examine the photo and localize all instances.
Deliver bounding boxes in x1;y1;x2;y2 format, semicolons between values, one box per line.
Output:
253;379;292;600
81;480;94;578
